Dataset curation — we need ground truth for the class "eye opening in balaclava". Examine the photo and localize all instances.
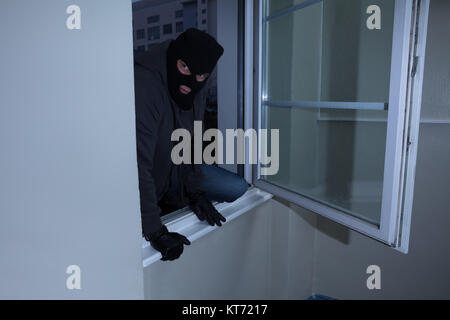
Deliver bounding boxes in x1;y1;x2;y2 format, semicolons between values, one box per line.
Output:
166;28;224;110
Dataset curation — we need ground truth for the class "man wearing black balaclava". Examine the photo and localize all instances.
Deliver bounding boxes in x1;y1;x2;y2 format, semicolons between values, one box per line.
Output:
134;28;248;261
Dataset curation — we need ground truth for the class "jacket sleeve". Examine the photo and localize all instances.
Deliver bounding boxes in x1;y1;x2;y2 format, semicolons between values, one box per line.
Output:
134;67;164;236
183;88;208;199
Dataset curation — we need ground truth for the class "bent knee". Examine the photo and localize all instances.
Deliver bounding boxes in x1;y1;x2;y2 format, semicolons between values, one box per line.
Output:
223;176;248;202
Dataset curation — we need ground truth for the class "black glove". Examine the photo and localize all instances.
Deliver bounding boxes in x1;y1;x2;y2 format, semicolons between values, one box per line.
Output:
189;193;226;227
145;225;191;261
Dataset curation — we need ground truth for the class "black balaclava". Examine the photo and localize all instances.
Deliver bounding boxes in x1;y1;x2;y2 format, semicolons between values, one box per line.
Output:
166;28;224;110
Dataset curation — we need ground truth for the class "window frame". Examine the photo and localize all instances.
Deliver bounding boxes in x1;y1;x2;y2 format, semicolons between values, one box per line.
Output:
136;28;145;40
163;23;173;35
175;9;184;19
147;25;160;41
248;0;430;251
142;188;273;267
147;14;160;24
176;21;184;33
137;0;252;261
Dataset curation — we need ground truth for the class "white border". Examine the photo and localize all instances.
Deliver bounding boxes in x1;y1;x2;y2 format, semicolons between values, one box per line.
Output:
244;0;254;183
396;0;430;253
379;0;414;245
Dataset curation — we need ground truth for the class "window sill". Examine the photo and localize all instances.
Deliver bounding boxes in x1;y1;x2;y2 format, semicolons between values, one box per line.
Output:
141;187;273;267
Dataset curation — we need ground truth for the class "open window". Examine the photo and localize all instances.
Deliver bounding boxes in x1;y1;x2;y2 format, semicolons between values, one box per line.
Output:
132;0;232;219
250;0;430;253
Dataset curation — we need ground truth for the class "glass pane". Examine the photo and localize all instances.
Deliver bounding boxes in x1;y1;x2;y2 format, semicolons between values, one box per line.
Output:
261;0;396;226
265;2;322;101
264;105;387;225
266;0;315;16
320;0;394;103
264;0;395;104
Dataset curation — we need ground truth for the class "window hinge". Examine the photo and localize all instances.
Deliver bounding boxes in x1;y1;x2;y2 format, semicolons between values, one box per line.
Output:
411;56;419;78
406;137;413;151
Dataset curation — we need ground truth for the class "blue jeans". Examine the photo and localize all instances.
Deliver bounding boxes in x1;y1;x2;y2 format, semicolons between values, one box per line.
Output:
200;164;248;203
166;164;248;203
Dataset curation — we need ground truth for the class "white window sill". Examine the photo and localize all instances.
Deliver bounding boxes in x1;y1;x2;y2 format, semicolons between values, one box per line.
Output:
141;187;273;267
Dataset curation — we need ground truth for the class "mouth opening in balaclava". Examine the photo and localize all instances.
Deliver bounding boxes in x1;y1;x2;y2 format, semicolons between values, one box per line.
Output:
166;28;224;110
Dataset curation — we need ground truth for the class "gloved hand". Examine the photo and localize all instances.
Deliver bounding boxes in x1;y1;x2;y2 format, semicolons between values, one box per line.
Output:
145;225;191;261
189;193;226;227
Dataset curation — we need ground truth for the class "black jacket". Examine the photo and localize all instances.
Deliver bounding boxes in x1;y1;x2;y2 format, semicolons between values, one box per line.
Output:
134;40;209;236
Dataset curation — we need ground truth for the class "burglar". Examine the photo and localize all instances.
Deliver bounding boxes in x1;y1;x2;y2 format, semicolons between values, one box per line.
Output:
134;28;248;261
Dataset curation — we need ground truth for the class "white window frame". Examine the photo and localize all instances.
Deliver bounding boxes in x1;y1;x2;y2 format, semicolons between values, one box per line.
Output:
246;0;430;252
141;188;273;267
